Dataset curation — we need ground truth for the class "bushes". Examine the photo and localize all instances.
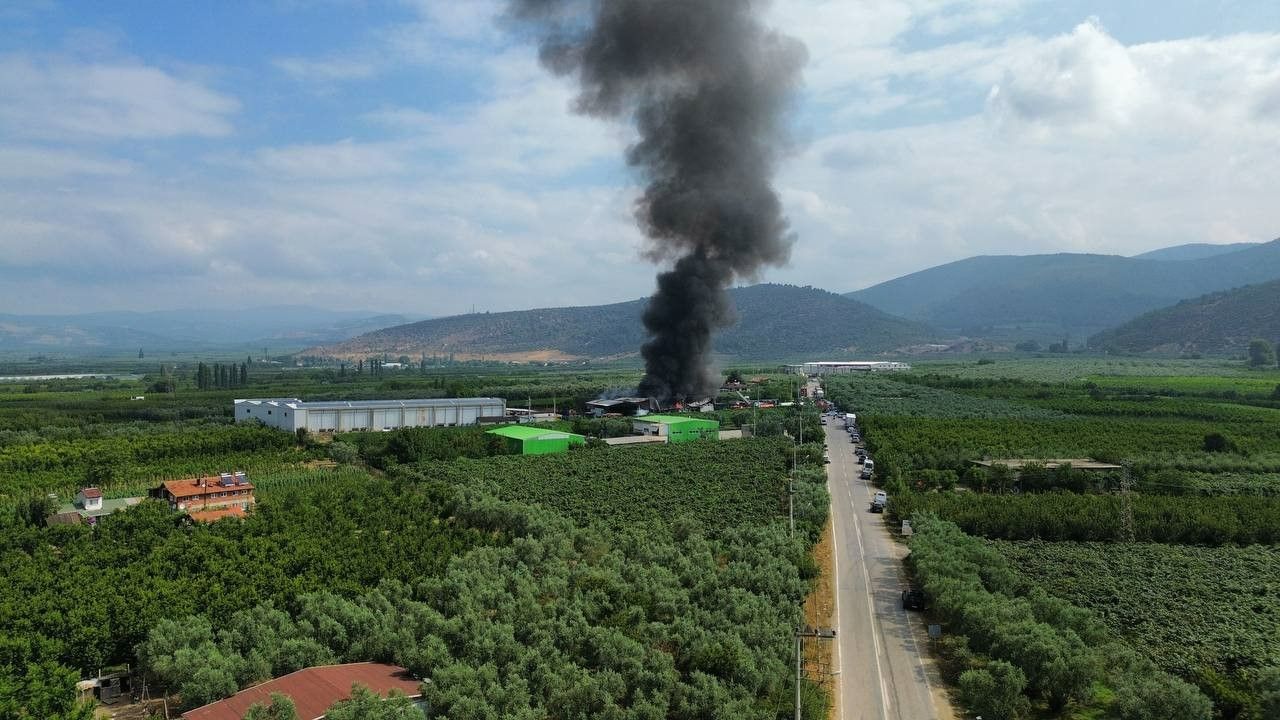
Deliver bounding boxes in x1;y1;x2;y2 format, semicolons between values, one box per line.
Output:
957;660;1031;719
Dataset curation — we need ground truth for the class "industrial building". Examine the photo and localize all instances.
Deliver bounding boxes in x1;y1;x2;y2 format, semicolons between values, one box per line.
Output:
235;397;506;433
783;361;911;375
487;426;586;455
632;415;720;443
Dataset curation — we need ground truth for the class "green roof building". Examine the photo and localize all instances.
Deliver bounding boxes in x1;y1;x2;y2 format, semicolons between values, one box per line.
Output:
632;414;720;443
487;425;586;455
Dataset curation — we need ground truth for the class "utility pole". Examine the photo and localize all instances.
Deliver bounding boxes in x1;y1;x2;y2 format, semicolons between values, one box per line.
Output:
794;631;802;720
795;626;836;719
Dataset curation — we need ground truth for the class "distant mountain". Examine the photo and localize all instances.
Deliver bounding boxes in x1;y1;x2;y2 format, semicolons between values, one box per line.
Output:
1090;280;1280;354
308;284;935;361
847;238;1280;339
0;306;421;353
1132;242;1261;261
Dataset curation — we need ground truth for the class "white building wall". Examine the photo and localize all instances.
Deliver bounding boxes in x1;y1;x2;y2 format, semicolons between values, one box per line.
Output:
240;398;506;433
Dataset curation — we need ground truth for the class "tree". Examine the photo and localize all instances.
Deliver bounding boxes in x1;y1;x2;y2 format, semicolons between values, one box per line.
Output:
1258;666;1280;720
1203;432;1233;453
243;693;299;720
324;685;425;720
1247;338;1276;367
1112;672;1211;720
957;661;1030;719
0;661;96;720
1015;340;1040;352
138;347;144;359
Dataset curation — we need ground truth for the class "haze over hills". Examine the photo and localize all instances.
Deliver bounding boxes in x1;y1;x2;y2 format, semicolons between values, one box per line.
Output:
307;284;935;362
0;307;420;354
1131;242;1261;261
1090;279;1280;354
846;238;1280;340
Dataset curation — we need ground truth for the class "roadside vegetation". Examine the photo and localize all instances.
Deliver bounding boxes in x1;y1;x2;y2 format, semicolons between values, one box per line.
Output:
828;357;1280;718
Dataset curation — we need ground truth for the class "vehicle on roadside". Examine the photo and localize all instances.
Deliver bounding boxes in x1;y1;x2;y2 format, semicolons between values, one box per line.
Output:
820;417;827;425
870;490;887;512
863;458;874;473
855;448;866;458
823;451;830;463
901;588;927;610
860;467;872;480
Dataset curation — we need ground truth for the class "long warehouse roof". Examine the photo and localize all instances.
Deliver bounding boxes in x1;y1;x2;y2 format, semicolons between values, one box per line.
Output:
236;397;503;410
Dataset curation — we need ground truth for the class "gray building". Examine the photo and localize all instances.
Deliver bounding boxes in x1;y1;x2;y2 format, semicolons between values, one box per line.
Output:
235;397;506;433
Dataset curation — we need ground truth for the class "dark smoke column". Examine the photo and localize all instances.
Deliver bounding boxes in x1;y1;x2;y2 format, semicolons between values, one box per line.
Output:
509;0;806;403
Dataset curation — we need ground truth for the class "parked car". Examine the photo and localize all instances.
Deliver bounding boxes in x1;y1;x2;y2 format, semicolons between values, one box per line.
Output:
823;451;830;463
860;467;872;480
901;588;927;610
855;448;866;458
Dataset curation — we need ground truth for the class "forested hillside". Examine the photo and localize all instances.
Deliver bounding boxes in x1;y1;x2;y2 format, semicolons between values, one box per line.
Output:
846;238;1280;337
1089;280;1280;354
309;283;933;361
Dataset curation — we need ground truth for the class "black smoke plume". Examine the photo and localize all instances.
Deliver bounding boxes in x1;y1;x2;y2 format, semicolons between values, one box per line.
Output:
508;0;806;403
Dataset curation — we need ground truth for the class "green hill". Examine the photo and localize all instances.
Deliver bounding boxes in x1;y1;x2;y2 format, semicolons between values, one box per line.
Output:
1132;242;1261;261
846;238;1280;339
308;284;934;361
1089;279;1280;354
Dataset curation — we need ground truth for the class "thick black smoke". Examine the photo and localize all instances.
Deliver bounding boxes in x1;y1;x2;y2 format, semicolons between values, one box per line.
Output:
509;0;806;403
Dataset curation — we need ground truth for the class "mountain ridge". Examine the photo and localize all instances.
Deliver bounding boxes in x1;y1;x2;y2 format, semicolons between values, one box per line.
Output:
1089;279;1280;354
846;238;1280;337
306;284;936;361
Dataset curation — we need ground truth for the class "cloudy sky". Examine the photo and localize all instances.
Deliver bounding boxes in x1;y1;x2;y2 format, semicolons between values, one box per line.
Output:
3;0;1279;316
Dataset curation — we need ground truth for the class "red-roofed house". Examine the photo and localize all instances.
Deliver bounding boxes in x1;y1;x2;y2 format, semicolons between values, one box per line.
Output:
181;662;423;720
158;472;255;514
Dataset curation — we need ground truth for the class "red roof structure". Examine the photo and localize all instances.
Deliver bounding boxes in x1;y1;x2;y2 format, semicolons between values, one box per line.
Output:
80;487;103;499
182;662;421;720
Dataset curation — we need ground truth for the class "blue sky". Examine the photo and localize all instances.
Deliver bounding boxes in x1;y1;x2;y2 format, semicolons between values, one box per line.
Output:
2;0;1279;315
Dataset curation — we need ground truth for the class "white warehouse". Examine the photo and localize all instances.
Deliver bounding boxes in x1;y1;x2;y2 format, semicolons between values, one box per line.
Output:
783;361;911;375
234;397;506;433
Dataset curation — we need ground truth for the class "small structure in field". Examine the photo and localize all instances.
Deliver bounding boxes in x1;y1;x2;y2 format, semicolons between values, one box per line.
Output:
631;415;720;443
487;426;586;455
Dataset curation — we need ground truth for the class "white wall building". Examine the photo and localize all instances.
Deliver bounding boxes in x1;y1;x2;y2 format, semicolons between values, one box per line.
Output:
234;397;506;433
783;361;911;375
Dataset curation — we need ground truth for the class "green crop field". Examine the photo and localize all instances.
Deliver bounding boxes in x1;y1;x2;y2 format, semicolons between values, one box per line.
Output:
997;541;1280;695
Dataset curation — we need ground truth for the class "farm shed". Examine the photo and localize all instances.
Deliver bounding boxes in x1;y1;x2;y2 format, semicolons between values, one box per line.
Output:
631;415;720;444
487;425;586;455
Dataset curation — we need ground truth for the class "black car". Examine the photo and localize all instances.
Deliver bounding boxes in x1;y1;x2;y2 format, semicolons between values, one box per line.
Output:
901;588;927;611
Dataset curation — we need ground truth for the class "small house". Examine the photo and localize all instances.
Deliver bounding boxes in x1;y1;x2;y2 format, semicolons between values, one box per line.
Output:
76;487;103;512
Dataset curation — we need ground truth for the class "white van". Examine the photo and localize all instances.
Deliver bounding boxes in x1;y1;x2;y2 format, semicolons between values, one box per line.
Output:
863;458;874;472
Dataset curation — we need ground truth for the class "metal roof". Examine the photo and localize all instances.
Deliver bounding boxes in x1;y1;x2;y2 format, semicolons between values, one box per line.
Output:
633;414;719;425
182;662;421;720
971;458;1123;471
487;426;582;441
236;397;504;410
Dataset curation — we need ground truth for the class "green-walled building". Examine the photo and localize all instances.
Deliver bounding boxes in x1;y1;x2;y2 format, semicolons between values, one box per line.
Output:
632;414;720;443
487;425;586;455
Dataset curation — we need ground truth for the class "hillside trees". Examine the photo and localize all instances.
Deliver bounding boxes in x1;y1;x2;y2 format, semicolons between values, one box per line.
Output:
1248;338;1276;368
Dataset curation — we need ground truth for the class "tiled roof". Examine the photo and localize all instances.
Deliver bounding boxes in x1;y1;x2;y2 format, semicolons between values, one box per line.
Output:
182;662;421;720
163;477;255;499
80;487;103;498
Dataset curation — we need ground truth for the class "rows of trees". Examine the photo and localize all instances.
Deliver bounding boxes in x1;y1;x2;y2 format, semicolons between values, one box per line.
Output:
908;515;1214;719
195;362;249;390
892;492;1280;545
135;475;827;717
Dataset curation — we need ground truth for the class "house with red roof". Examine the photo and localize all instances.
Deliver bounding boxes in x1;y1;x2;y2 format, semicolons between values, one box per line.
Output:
181;662;423;720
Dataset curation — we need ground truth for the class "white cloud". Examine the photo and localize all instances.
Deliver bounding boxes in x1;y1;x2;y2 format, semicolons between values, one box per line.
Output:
274;55;379;83
0;54;239;140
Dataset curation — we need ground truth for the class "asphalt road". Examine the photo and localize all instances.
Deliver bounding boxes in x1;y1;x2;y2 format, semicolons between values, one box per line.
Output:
823;416;941;720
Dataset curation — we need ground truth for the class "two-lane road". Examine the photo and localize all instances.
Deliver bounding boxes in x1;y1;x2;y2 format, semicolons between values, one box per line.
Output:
823;418;942;720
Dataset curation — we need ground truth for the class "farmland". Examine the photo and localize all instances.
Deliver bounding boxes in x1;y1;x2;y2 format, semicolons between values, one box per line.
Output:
0;361;829;718
832;357;1280;718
